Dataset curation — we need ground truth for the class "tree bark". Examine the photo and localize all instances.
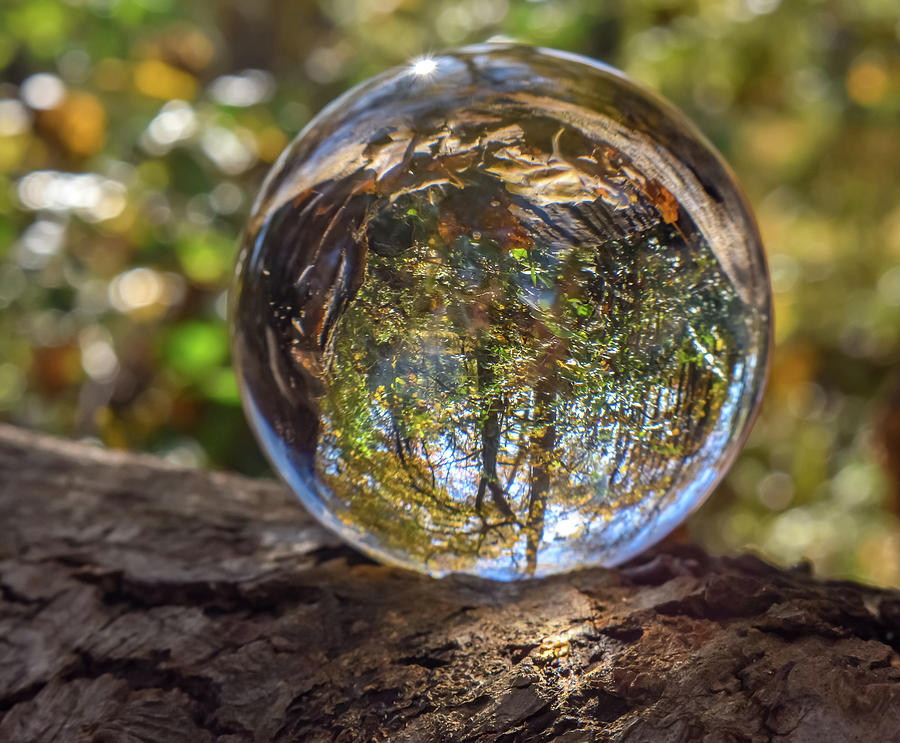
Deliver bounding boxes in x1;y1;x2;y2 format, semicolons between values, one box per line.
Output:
0;423;898;743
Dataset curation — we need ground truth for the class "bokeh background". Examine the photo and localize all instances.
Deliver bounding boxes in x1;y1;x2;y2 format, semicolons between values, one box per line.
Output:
1;0;899;585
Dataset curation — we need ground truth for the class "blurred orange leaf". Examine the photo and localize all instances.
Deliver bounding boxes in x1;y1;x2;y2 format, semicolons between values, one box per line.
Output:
40;92;107;157
134;59;197;100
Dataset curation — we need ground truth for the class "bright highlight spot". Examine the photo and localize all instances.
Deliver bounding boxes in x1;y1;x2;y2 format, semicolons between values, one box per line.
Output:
143;100;197;153
18;171;127;222
208;69;274;107
21;73;66;110
0;100;31;136
410;56;439;77
16;217;67;269
201;126;257;174
79;326;119;382
109;268;165;312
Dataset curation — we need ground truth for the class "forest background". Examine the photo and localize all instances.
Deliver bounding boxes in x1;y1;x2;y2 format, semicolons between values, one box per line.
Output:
0;0;898;585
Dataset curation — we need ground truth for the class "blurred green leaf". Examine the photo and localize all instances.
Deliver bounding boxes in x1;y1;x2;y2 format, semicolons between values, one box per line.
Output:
203;367;240;405
176;230;235;284
7;0;71;58
164;321;229;380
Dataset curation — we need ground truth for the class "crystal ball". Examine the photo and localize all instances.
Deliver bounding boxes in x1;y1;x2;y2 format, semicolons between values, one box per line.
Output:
232;44;772;579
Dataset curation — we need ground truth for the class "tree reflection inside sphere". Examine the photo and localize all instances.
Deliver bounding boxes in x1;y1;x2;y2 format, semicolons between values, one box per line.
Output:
232;44;772;579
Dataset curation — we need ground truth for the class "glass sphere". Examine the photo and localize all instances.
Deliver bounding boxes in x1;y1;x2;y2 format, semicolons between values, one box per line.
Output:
232;44;772;579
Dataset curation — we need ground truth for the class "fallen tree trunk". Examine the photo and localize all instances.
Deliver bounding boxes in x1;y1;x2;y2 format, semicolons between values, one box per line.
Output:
0;423;898;743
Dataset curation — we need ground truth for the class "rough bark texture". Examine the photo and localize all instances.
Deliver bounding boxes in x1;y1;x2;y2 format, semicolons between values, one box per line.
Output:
1;423;899;743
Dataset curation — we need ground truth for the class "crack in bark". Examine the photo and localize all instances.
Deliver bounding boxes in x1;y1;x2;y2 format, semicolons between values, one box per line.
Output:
61;650;241;738
69;567;324;614
0;681;48;716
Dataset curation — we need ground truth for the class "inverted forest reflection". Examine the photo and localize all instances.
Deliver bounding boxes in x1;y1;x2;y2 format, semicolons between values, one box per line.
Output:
233;47;769;578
